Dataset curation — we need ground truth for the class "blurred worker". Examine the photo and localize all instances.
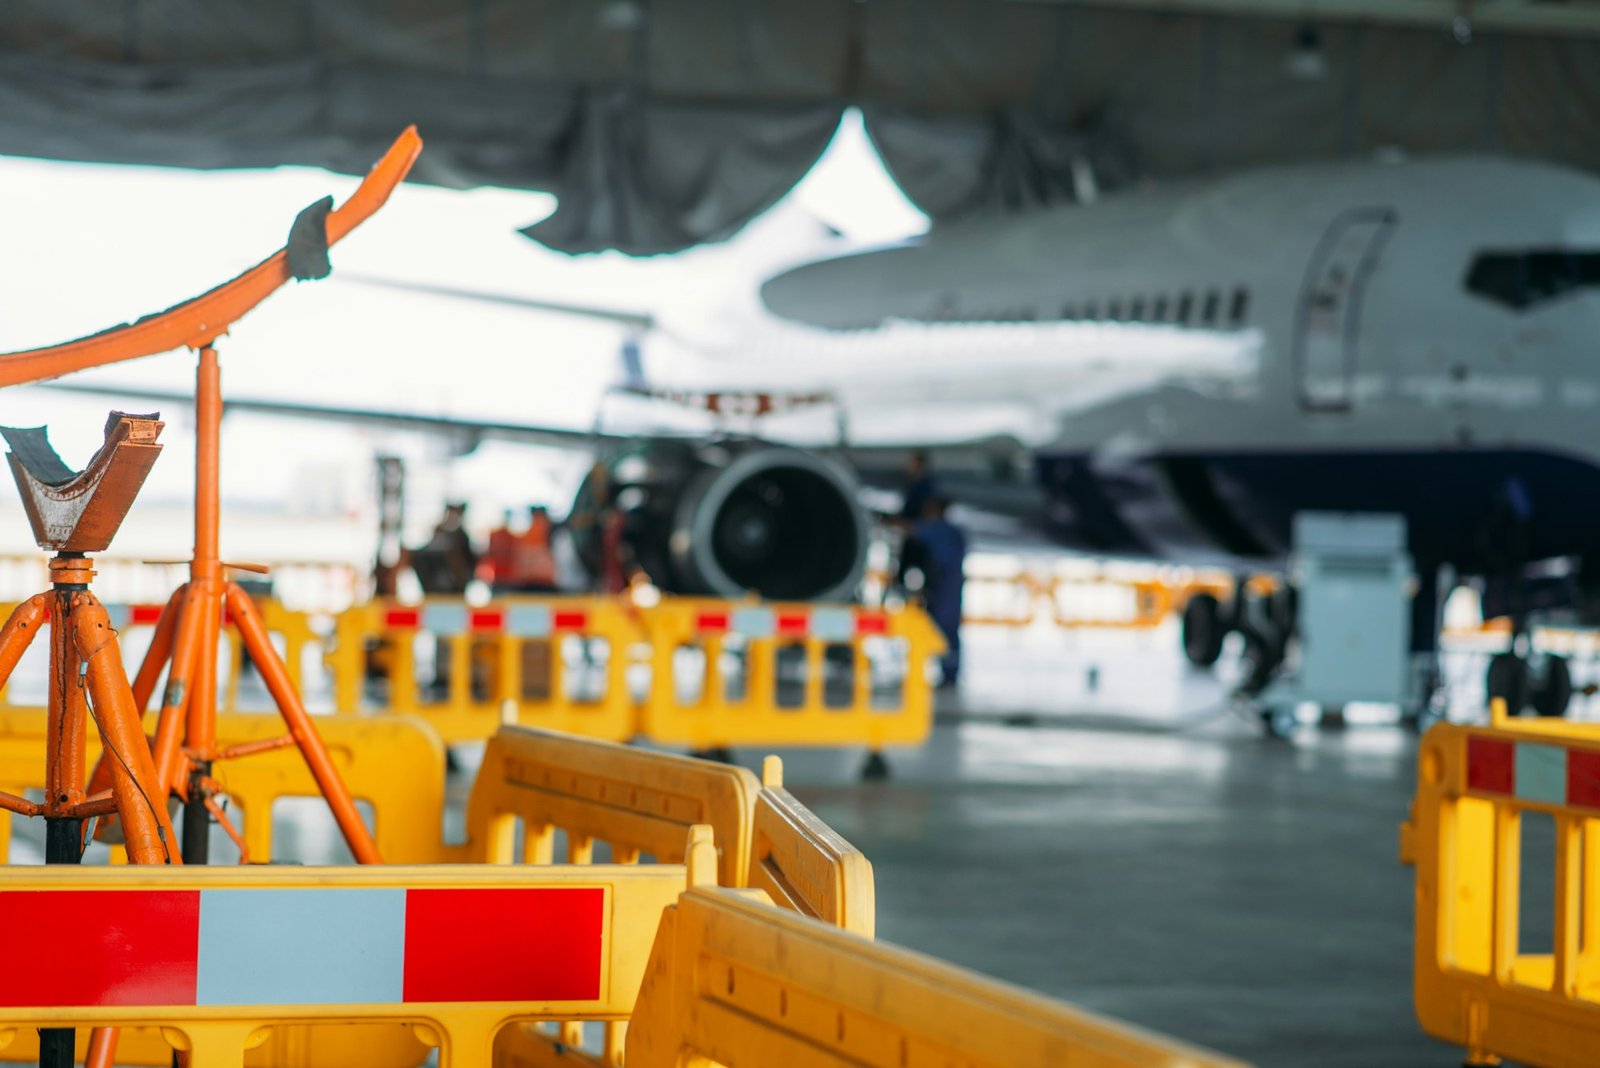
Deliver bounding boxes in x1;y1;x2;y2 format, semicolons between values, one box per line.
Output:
411;501;477;694
889;450;937;603
898;449;936;520
480;509;518;589
913;496;966;688
569;462;633;594
413;501;477;594
503;505;559;594
490;505;561;700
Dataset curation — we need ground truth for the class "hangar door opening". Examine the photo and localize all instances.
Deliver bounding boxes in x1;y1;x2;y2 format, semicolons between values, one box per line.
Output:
1294;208;1396;411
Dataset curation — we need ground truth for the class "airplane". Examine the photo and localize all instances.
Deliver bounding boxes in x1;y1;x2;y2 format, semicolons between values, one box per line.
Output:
36;153;1600;719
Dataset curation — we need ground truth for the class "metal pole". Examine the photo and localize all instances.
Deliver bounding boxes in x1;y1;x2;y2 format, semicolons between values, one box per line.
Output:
183;344;223;865
38;816;82;1068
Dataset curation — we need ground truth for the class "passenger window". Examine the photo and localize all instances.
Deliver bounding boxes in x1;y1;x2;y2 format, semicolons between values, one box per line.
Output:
1107;298;1123;321
1083;301;1099;321
1151;296;1168;322
1229;288;1249;326
1060;303;1076;321
1176;292;1194;325
1129;297;1146;321
1201;291;1220;325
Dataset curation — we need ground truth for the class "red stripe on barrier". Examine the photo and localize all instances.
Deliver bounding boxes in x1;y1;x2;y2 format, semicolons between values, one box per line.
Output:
777;612;809;637
0;890;200;1007
129;604;165;626
855;612;889;635
552;610;588;630
402;888;604;1003
1467;737;1516;796
385;607;422;629
1569;750;1600;810
469;609;505;632
696;611;730;632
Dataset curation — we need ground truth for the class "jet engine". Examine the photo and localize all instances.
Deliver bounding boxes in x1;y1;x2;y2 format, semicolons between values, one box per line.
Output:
576;441;869;602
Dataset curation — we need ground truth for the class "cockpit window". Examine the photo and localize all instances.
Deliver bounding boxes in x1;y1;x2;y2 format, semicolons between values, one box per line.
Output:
1465;250;1600;311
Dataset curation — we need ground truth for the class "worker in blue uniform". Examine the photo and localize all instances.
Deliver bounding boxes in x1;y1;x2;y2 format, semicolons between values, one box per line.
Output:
913;495;966;688
899;449;936;520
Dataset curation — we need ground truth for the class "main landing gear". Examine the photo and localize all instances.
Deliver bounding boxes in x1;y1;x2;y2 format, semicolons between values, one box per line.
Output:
1181;578;1295;700
1486;650;1572;718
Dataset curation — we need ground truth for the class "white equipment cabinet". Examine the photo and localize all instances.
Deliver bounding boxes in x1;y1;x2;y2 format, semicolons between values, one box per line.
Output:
1263;512;1415;719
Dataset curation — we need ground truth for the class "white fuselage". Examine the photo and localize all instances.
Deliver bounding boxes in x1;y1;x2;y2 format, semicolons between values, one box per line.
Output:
758;156;1600;458
749;157;1600;566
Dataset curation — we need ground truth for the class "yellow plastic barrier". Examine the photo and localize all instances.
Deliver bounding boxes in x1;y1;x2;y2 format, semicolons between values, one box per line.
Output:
327;597;641;743
750;755;875;937
0;859;689;1068
457;726;758;882
0;710;446;865
625;843;1252;1068
1402;703;1600;1067
948;569;1278;631
469;729;757;1068
637;596;942;752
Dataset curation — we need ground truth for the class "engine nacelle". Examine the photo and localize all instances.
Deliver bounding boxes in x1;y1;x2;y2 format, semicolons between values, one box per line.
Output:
579;442;868;602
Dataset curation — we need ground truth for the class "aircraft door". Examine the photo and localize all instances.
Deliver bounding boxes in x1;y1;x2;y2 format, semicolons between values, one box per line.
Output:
1294;208;1396;411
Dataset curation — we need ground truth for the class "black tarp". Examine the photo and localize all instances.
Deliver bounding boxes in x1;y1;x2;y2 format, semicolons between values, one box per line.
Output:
3;1;1599;254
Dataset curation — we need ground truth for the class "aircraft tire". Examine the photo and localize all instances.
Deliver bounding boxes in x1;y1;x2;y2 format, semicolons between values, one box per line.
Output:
1487;652;1530;716
1532;655;1573;718
1182;593;1226;668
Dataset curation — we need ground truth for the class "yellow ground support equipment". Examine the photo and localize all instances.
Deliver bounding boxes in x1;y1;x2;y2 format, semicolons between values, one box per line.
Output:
326;597;641;743
636;596;942;753
0;860;687;1068
1402;702;1600;1067
0;710;445;865
625;836;1250;1068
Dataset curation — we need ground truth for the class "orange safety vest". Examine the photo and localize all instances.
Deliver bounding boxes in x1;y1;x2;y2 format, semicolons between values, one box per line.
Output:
481;526;517;586
507;516;557;588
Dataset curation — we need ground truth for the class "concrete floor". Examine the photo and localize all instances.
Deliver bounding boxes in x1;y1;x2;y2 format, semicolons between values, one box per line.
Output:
742;630;1455;1068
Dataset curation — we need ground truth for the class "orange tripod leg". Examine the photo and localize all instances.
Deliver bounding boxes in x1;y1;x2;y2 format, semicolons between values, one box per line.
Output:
71;594;181;865
85;1025;118;1068
148;585;208;796
130;585;185;712
226;583;381;864
0;594;47;687
0;596;48;818
81;584;186;840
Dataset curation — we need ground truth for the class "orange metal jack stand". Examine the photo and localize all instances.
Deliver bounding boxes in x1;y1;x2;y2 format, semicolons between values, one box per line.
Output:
0;127;421;1068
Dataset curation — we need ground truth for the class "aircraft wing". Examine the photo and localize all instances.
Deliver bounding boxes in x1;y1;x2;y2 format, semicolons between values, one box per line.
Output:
34;381;627;451
38;380;1052;522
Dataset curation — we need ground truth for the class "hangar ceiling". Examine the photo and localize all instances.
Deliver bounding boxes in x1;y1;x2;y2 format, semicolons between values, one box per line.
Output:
4;0;1600;254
